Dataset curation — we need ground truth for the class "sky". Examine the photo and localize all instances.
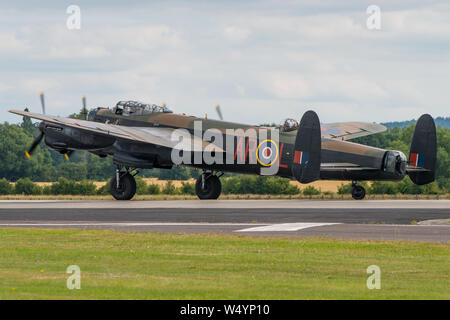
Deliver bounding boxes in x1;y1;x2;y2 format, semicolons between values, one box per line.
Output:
0;0;449;125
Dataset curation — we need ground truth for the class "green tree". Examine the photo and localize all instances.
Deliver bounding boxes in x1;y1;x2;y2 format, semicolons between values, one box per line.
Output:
135;176;148;195
69;106;88;120
302;186;320;196
162;181;178;194
86;154;115;180
96;183;110;195
222;176;301;194
369;181;398;194
0;123;54;181
337;183;352;194
50;178;77;194
180;182;195;195
55;162;88;181
0;178;14;194
147;184;161;194
15;178;42;195
20;109;38;136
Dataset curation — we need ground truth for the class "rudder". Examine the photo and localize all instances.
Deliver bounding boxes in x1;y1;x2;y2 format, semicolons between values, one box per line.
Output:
291;110;321;183
408;114;437;185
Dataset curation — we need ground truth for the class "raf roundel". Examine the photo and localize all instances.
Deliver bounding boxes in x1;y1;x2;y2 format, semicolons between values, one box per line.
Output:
256;139;279;167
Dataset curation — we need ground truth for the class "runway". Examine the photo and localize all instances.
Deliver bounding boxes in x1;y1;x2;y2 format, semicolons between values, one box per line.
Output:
0;200;449;242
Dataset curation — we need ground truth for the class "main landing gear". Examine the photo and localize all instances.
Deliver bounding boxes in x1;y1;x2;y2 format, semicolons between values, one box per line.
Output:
195;171;223;200
110;167;138;200
351;181;366;200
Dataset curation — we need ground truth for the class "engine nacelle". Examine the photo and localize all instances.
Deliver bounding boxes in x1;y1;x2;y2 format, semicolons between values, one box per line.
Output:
43;123;115;152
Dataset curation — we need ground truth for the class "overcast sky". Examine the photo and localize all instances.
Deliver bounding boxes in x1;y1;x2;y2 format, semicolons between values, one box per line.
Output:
1;0;449;124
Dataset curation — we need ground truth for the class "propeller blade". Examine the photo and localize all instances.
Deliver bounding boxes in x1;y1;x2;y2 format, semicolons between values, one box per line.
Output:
82;96;87;119
26;131;44;158
214;104;223;120
40;92;46;114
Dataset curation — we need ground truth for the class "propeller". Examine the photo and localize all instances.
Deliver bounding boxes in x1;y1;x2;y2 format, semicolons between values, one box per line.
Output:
25;92;82;160
214;104;223;120
25;92;47;158
25;123;44;158
40;92;46;114
81;95;87;119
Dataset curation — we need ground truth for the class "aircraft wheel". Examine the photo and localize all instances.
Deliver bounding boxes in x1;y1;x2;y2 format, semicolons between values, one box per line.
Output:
110;172;136;200
351;185;366;200
195;174;221;200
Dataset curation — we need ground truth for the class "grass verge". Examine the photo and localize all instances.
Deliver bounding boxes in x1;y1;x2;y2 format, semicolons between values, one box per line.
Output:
0;228;448;299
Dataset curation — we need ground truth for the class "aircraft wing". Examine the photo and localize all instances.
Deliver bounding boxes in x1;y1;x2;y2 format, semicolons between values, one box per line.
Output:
321;122;386;140
9;110;223;152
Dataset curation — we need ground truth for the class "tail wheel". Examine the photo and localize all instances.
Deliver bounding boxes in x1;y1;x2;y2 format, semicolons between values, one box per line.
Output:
195;174;221;200
110;172;136;200
351;185;366;200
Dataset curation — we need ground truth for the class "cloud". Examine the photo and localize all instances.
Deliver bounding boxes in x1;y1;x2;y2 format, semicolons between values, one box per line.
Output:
223;26;252;42
0;31;30;54
383;4;450;38
22;24;184;60
262;72;389;102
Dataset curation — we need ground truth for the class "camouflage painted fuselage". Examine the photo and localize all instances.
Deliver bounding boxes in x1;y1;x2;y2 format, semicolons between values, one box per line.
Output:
88;108;404;182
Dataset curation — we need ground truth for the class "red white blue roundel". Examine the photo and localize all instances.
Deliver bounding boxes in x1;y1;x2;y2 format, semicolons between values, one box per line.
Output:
256;140;279;167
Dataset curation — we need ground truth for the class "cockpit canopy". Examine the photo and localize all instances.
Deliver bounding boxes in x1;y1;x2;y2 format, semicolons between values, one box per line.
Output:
113;100;173;116
280;118;299;132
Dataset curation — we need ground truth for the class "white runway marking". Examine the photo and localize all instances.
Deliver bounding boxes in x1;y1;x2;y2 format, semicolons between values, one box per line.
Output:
0;222;340;232
235;222;340;232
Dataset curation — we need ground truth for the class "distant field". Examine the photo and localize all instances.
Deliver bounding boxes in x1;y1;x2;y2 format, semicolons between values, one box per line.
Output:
0;229;448;299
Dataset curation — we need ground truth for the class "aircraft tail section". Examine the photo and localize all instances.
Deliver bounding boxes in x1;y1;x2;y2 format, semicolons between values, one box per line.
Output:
291;110;321;183
407;114;437;185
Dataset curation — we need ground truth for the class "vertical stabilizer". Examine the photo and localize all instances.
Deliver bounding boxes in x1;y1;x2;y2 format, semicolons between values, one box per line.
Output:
291;110;321;183
407;114;437;185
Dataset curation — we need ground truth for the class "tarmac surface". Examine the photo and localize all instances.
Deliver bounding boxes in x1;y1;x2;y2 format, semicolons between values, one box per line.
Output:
0;200;449;242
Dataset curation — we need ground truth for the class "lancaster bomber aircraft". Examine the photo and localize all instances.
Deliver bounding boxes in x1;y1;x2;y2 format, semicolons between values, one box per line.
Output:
10;98;436;200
